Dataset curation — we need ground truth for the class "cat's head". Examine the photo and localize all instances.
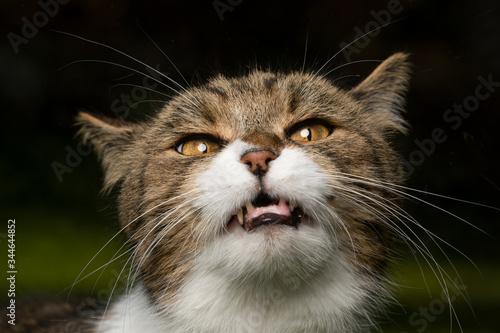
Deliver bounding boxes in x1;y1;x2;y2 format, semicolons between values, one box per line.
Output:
77;53;410;312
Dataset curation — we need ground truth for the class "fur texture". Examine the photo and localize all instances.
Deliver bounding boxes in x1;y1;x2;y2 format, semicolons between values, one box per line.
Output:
12;53;412;332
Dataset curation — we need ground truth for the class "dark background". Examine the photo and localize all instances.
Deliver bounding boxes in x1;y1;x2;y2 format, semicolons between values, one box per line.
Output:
1;0;499;332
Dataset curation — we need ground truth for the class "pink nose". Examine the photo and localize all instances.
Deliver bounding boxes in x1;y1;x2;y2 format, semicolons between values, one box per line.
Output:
240;150;277;175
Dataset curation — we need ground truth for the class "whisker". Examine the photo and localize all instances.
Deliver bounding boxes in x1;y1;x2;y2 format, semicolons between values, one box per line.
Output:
126;196;201;293
98;244;137;333
59;59;199;109
301;22;310;73
321;59;383;78
66;190;197;299
128;99;171;109
326;172;477;316
52;30;201;108
300;17;406;94
97;195;200;331
330;173;480;267
109;83;173;100
136;23;193;90
335;171;499;213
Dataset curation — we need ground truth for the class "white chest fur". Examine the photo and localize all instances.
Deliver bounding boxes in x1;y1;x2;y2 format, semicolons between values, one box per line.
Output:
101;258;367;333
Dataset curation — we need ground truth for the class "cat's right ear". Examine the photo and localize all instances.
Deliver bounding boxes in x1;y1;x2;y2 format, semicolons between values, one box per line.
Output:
76;111;143;192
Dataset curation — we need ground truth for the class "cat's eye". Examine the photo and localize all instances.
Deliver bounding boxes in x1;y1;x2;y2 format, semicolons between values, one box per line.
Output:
289;122;331;143
175;139;220;156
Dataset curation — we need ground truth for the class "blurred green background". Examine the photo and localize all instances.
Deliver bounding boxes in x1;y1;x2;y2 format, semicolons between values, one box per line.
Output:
1;0;499;331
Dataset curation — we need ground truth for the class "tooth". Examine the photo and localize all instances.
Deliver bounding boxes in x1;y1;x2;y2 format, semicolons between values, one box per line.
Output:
237;209;244;225
289;203;295;212
245;201;255;214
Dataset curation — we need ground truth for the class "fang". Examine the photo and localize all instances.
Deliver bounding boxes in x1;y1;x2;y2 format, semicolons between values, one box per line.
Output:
237;209;244;225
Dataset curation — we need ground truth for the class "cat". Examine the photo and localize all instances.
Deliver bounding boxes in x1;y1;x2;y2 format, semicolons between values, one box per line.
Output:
3;52;411;332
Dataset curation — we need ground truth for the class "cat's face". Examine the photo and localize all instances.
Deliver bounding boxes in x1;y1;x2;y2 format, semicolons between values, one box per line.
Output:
78;53;410;318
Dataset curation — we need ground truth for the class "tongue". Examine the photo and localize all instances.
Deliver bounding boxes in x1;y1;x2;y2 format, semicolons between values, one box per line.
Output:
245;199;290;220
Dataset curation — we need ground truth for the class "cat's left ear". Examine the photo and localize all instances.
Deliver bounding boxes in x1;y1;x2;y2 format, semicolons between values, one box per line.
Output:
351;52;411;134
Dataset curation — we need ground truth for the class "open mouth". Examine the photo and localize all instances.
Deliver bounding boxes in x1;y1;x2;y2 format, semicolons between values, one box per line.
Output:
229;192;304;232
